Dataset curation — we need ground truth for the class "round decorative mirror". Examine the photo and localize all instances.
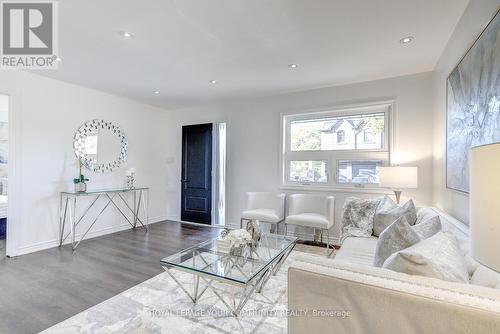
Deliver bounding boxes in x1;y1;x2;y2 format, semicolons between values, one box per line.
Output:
73;119;128;173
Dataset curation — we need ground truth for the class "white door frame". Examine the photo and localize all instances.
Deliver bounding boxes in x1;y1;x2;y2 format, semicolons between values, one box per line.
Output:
0;87;22;257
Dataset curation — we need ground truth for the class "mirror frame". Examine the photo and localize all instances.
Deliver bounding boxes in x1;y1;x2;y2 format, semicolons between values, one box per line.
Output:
73;119;128;173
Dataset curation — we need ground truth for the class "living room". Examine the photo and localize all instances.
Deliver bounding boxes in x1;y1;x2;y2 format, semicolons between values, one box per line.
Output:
0;0;499;333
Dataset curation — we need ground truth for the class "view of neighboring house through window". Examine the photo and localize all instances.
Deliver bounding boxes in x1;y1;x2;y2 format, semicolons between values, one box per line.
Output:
289;160;327;183
283;103;391;187
336;130;345;144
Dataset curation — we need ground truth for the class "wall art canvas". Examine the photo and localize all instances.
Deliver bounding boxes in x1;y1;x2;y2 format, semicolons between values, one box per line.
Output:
447;9;500;193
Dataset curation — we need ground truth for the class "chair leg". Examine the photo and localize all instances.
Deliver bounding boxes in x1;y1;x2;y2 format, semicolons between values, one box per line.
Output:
277;220;286;235
326;228;333;258
284;223;288;236
240;218;243;229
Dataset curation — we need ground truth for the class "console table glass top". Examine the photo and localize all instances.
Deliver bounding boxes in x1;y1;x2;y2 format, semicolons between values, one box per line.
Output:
61;187;149;195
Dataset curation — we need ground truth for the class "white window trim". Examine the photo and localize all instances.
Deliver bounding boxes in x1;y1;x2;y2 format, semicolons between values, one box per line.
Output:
279;100;396;193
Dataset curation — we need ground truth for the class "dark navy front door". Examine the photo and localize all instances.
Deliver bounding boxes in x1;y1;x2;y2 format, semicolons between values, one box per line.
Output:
181;123;213;224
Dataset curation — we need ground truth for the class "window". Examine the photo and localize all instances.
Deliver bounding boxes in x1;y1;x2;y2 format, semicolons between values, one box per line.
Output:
283;102;392;189
289;160;327;183
363;130;376;144
337;160;382;184
336;130;345;144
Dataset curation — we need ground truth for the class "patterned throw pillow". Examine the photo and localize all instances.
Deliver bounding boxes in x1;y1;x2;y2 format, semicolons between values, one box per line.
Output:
341;197;381;238
373;216;421;267
383;231;469;283
373;196;417;237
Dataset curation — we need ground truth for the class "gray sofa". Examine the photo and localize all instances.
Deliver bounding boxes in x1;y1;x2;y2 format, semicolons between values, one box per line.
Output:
288;207;500;334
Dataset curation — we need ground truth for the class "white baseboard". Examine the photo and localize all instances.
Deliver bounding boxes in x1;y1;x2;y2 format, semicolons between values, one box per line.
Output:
15;215;169;256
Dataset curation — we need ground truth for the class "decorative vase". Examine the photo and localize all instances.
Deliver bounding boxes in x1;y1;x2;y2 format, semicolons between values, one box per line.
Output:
246;219;262;248
126;175;135;189
75;182;87;192
126;168;136;189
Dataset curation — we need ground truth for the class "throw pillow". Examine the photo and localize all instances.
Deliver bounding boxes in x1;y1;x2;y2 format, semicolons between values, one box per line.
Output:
382;231;469;283
373;216;421;267
373;196;417;237
415;207;438;224
341;197;381;238
412;215;441;239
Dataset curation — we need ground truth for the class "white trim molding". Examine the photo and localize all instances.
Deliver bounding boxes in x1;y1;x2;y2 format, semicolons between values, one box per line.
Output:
1;88;23;257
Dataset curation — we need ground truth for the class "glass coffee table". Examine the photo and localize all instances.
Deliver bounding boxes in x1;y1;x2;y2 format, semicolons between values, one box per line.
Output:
160;233;297;316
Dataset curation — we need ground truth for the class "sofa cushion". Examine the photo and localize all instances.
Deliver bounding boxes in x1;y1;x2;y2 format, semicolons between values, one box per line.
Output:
412;215;442;240
471;265;500;288
374;216;421;267
241;209;280;223
286;213;331;229
415;207;440;224
373;196;417;237
335;236;378;267
383;231;469;283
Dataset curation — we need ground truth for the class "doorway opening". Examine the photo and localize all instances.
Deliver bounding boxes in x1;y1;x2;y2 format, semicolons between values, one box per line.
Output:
213;123;226;226
180;122;226;226
0;94;9;259
181;123;214;225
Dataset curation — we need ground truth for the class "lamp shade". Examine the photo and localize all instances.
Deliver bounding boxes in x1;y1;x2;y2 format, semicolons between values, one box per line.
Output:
470;143;500;272
379;166;418;189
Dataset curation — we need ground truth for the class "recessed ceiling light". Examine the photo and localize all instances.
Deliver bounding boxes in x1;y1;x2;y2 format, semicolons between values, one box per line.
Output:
153;90;160;95
288;64;298;68
400;36;414;44
209;80;217;84
120;31;134;38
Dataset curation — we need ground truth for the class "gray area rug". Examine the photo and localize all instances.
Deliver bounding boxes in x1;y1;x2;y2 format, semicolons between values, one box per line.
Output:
41;247;328;334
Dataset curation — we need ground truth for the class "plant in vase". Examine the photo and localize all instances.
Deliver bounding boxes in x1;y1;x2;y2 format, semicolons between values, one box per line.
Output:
73;159;89;192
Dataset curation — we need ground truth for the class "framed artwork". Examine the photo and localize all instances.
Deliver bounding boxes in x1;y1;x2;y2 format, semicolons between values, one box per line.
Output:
446;8;500;193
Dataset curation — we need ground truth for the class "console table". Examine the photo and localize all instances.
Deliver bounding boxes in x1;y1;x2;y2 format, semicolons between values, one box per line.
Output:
59;187;149;250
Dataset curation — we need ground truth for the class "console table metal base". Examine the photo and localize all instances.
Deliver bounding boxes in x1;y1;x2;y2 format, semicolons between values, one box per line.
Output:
59;188;149;251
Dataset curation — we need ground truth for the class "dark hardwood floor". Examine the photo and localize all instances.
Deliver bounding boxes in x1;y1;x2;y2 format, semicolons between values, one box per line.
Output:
0;221;220;334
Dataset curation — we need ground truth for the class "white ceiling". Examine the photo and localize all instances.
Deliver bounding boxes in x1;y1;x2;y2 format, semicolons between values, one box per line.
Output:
37;0;469;109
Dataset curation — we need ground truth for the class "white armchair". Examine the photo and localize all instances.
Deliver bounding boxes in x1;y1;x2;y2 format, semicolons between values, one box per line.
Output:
240;192;286;233
286;194;335;256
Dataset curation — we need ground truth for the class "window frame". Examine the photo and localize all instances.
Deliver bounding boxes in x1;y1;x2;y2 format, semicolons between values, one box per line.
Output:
280;101;395;192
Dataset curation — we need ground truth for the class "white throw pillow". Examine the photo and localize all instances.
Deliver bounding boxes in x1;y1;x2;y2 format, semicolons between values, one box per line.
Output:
412;215;442;240
383;231;469;283
373;216;420;267
373;196;417;237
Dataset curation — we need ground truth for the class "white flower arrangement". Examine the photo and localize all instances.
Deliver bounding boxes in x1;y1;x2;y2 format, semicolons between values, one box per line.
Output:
225;229;252;248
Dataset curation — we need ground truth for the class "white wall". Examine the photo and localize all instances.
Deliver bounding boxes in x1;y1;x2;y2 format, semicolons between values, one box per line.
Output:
2;1;491;254
433;0;500;224
166;71;435;243
0;71;170;256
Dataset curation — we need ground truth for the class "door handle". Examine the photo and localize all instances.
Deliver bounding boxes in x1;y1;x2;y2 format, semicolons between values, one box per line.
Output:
181;179;189;183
